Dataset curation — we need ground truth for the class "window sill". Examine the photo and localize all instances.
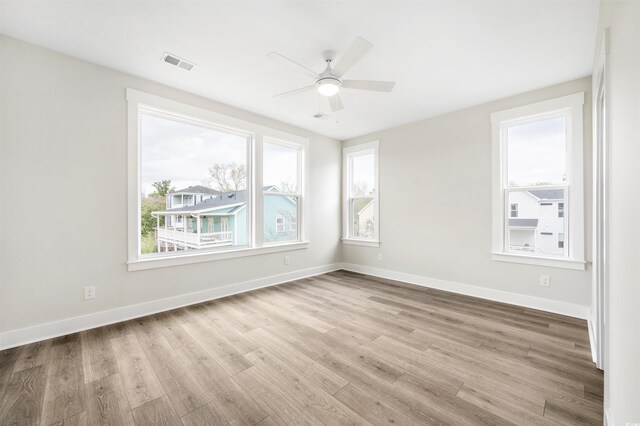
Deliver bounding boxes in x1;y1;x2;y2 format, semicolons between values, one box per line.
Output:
342;238;381;248
128;241;310;271
492;252;586;270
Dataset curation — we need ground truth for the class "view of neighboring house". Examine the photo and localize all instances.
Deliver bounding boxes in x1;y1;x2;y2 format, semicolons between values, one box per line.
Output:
152;185;297;252
164;185;220;228
354;198;375;239
508;189;565;256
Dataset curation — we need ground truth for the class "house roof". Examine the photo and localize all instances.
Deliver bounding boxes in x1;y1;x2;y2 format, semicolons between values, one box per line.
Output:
156;190;247;214
527;189;564;201
153;186;282;215
168;185;220;196
508;218;539;228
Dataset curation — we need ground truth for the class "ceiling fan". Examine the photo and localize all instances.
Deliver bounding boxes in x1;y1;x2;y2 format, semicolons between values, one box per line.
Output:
268;37;395;112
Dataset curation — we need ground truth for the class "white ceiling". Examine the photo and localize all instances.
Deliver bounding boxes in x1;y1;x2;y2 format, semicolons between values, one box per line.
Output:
0;1;599;140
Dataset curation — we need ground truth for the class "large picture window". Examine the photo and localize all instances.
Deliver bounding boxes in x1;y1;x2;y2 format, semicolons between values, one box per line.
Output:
127;89;308;270
343;141;379;246
140;112;250;256
491;93;585;270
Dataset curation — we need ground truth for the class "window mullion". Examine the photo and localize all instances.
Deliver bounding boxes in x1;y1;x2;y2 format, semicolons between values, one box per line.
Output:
254;134;264;248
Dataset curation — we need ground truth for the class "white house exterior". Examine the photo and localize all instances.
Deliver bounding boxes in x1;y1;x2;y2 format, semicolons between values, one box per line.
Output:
165;185;220;229
508;189;565;256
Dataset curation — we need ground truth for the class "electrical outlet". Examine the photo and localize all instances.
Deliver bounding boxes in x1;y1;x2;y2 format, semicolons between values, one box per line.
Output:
84;286;96;300
540;275;550;287
378;253;383;261
284;256;290;266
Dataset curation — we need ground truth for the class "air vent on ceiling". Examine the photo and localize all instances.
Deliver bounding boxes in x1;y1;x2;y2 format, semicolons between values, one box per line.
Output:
162;52;195;71
313;112;329;120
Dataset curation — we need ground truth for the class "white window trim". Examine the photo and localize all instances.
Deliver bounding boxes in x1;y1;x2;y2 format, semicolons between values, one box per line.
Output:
342;140;380;247
491;92;585;270
126;88;309;271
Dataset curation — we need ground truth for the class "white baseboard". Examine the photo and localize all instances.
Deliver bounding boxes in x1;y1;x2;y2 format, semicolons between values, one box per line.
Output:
604;408;613;426
341;263;590;320
0;263;341;350
587;318;598;364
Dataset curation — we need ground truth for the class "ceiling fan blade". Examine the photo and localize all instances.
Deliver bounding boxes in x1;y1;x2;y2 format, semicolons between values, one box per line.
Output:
267;52;319;79
328;94;344;112
273;85;316;98
342;80;396;92
332;37;373;77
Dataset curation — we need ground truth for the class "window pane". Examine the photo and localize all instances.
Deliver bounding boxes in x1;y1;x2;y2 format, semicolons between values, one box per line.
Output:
351;197;375;239
506;188;565;256
263;141;298;193
507;117;566;187
351;153;375;196
264;194;298;243
140;113;248;256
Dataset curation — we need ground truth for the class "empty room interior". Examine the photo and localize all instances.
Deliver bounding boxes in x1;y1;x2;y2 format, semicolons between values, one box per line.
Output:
1;1;639;425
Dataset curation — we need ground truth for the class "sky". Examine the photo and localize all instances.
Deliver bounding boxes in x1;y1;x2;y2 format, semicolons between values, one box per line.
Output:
352;152;375;195
507;116;566;186
141;114;298;196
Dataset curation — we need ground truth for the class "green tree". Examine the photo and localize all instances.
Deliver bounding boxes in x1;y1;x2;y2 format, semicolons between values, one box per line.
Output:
140;194;166;238
151;180;175;197
140;180;174;242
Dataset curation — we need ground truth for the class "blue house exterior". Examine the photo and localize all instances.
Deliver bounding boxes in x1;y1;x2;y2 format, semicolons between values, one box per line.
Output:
152;186;296;252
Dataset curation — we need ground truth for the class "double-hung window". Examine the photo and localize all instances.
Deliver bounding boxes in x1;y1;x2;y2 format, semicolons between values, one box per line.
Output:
343;141;380;247
127;89;308;270
491;93;585;270
262;139;303;244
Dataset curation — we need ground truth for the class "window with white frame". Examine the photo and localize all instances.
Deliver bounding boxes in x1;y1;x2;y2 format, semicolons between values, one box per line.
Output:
491;92;585;270
127;89;308;270
343;141;379;246
263;139;302;244
510;203;519;218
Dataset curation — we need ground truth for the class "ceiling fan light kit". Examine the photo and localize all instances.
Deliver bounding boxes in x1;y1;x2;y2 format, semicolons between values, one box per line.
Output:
316;77;341;96
270;36;395;113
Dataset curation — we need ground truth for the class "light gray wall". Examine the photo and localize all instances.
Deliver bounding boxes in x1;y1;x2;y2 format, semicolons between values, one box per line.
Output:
594;1;640;424
0;36;342;334
343;77;593;308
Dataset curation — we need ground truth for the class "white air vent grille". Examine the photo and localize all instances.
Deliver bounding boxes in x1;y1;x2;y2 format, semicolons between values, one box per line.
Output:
162;52;195;71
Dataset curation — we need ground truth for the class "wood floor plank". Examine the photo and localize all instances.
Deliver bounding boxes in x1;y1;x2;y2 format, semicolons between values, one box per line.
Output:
158;320;268;426
244;348;369;426
131;395;181;426
0;365;46;425
0;271;602;426
232;366;320;425
132;323;210;418
81;327;118;384
244;327;349;395
109;333;165;409
12;341;52;374
0;347;21;404
456;383;555;426
84;373;135;426
180;313;253;376
49;411;88;426
334;383;417;426
41;337;86;425
180;401;231;426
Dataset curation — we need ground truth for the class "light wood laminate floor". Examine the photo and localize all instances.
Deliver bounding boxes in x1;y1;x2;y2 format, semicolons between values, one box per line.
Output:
0;271;603;425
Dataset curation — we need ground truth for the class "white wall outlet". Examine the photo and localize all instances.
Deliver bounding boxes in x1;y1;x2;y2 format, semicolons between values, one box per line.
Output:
283;256;290;266
378;253;383;261
84;286;96;300
540;275;550;287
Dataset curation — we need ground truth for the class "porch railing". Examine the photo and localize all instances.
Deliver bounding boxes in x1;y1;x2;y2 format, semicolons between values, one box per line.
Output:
157;228;233;248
